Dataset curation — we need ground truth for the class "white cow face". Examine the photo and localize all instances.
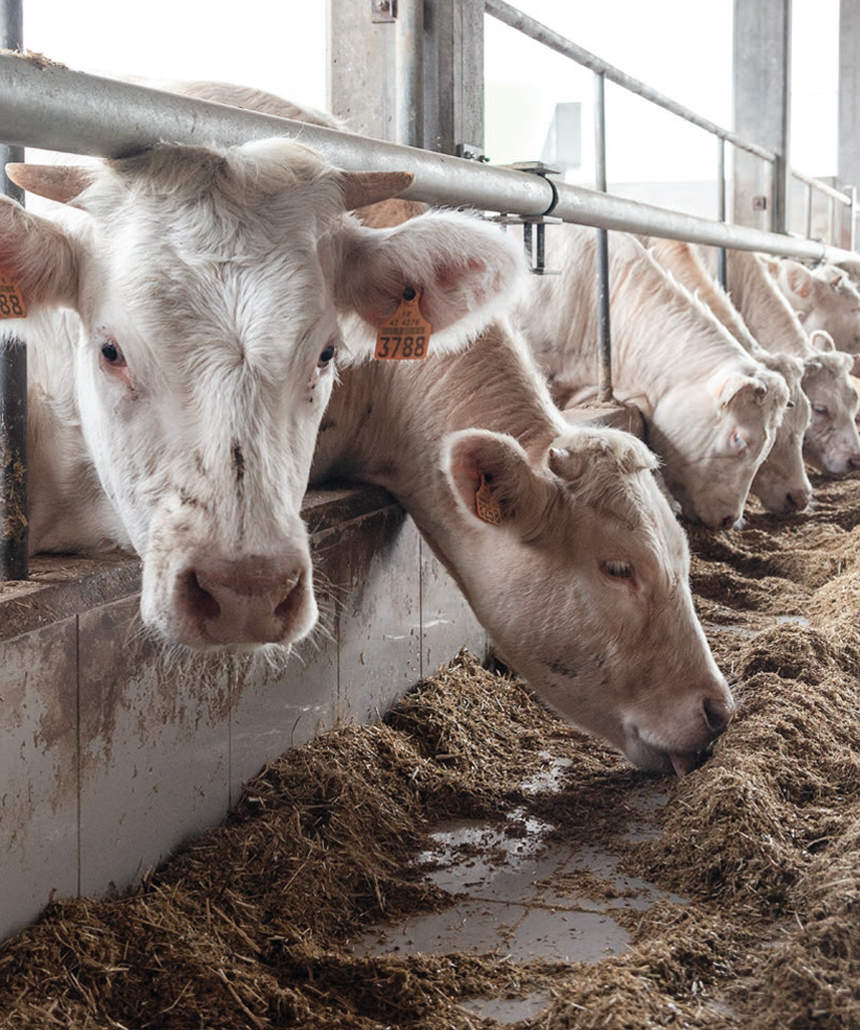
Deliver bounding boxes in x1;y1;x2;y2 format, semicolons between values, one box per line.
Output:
647;363;788;530
749;352;812;514
2;140;524;648
777;260;860;367
441;426;734;775
801;343;860;474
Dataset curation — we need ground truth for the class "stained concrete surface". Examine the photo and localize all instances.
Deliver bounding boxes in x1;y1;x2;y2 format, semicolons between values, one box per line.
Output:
352;757;686;1025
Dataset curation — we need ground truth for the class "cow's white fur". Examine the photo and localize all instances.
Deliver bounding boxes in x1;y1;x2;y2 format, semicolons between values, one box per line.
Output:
516;226;788;530
8;136;526;648
312;318;734;773
723;249;860;475
646;238;812;514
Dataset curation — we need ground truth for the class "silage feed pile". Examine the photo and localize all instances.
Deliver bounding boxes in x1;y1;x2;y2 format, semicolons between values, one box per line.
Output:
2;475;860;1028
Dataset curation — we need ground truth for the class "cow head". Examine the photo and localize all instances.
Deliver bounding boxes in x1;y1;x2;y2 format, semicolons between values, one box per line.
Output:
800;335;860;474
440;425;734;775
3;139;525;648
748;351;813;514
645;362;788;529
775;259;860;366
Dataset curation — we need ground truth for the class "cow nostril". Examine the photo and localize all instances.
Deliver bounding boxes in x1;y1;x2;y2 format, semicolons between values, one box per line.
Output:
720;515;735;530
274;572;304;621
702;695;733;735
183;569;221;621
850;454;860;469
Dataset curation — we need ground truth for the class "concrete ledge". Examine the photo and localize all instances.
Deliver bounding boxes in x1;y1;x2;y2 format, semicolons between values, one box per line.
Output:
0;483;486;941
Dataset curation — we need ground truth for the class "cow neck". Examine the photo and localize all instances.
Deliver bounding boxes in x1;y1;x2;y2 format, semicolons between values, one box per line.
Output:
727;251;811;358
314;321;564;594
316;318;562;513
600;240;753;405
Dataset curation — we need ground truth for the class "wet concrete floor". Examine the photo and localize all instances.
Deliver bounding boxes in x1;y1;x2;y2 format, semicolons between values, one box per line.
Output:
350;756;687;1024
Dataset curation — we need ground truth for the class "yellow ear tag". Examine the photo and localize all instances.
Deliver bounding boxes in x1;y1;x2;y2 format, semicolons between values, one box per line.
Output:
0;274;26;319
375;286;432;360
475;473;504;525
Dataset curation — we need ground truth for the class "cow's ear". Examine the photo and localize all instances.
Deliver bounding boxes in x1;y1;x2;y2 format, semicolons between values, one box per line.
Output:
707;368;769;407
809;328;835;352
441;429;549;530
336;210;527;358
0;196;79;311
779;259;814;300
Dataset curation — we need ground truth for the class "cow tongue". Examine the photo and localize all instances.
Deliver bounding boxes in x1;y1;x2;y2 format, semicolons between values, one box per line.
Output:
669;751;699;777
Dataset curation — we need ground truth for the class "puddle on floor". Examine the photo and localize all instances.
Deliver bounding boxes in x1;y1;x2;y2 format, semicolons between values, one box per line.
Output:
349;757;686;1024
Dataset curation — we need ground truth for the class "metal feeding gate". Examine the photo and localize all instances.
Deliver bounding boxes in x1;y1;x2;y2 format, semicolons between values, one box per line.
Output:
1;0;859;941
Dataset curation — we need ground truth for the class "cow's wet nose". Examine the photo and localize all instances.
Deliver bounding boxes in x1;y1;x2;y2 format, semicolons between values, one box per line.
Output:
702;693;735;736
849;451;860;470
179;555;310;644
786;488;811;512
720;515;735;530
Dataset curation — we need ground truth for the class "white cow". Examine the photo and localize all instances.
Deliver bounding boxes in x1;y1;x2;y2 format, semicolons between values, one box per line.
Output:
769;258;860;369
517;227;788;530
5;138;526;648
722;249;860;475
313;318;735;776
646;238;812;514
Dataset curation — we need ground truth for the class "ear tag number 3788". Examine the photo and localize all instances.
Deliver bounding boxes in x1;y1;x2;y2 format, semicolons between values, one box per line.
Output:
375;286;432;360
0;274;26;319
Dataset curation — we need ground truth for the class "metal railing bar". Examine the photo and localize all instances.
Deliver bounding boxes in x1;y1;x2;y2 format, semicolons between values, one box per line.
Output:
717;137;727;289
484;0;777;163
0;5;26;581
0;54;856;265
593;71;612;403
485;1;854;222
790;167;852;205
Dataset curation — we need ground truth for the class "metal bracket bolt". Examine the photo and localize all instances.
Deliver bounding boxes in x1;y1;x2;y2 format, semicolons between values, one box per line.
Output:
371;0;396;23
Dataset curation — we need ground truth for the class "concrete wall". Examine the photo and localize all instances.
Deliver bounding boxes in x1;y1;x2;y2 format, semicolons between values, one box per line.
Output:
0;485;486;942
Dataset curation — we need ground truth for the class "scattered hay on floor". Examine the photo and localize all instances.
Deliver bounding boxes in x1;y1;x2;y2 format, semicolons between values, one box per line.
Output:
2;476;860;1028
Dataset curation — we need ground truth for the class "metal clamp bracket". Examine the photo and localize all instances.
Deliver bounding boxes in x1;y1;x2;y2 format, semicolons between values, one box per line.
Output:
490;162;563;275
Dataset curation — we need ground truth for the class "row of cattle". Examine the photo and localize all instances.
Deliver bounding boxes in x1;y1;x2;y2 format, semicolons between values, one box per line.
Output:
4;80;858;779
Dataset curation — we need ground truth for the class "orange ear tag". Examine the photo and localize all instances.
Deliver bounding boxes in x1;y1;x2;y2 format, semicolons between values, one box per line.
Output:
475;473;504;525
0;274;26;319
375;286;432;360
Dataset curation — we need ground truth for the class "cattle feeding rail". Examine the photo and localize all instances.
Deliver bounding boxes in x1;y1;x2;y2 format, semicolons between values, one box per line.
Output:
0;9;858;579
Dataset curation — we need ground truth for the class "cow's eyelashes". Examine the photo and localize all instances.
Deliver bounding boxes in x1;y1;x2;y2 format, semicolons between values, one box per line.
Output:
100;340;126;368
317;341;336;368
602;559;634;580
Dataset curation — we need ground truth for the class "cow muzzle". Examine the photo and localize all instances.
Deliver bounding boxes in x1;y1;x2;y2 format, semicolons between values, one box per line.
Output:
173;552;316;646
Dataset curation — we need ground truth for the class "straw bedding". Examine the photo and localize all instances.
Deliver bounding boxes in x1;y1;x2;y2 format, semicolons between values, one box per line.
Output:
2;472;860;1028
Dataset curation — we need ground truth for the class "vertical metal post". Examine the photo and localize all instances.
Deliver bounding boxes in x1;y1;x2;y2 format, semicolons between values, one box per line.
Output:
395;0;423;147
0;0;26;580
717;137;728;289
828;194;835;246
851;186;857;251
733;0;792;234
806;182;813;239
423;0;484;157
838;0;860;207
593;72;612;403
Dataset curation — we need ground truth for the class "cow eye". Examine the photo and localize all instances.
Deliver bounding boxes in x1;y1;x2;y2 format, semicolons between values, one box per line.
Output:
603;560;633;579
730;430;748;452
100;340;126;367
813;404;829;416
318;342;336;368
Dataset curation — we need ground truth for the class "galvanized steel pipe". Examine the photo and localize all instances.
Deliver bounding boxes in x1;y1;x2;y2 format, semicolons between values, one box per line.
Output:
0;53;856;267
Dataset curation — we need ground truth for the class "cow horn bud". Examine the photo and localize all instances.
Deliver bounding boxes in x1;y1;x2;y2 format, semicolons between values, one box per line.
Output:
339;170;414;211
